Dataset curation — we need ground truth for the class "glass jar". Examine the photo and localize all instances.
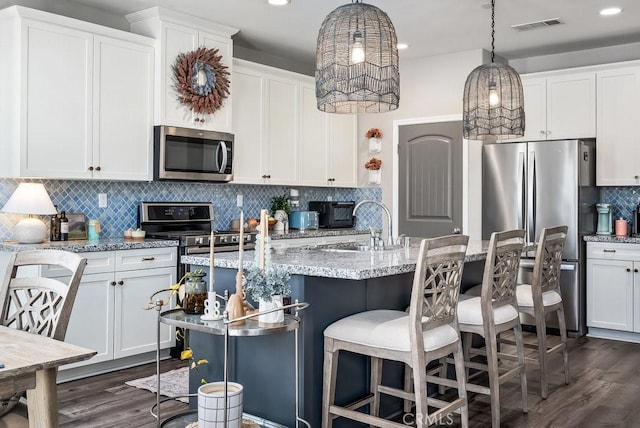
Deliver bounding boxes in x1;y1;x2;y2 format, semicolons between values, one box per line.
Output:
183;271;207;314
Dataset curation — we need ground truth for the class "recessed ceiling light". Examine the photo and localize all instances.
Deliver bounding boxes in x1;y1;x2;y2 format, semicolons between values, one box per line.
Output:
397;43;409;50
268;0;290;5
600;7;622;16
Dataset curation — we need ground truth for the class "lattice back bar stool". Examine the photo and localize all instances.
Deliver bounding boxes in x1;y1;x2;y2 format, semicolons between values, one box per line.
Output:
322;235;470;428
456;229;527;428
0;250;87;418
515;225;570;398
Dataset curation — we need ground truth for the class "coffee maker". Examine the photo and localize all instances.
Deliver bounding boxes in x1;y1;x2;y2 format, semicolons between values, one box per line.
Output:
596;203;613;235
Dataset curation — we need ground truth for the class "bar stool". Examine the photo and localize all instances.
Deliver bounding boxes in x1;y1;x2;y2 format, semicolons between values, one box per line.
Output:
322;235;470;428
456;229;528;428
514;225;570;399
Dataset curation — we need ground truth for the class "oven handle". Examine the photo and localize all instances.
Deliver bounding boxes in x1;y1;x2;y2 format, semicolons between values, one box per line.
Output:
520;259;575;271
185;245;249;255
186;247;212;255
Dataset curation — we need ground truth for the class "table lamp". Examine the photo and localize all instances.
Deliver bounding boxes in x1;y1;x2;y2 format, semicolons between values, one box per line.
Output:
1;182;57;244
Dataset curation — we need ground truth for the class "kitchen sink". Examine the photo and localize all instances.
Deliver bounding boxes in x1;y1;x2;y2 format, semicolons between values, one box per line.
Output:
319;243;403;252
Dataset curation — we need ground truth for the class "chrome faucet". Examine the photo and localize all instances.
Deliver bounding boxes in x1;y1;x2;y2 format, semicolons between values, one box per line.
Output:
353;200;394;247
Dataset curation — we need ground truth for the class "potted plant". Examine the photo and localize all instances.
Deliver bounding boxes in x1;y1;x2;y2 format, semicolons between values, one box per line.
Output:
365;157;382;185
270;193;291;233
365;128;383;153
243;264;291;324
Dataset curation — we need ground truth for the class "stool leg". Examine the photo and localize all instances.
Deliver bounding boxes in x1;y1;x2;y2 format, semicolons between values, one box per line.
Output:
403;363;413;413
535;312;549;399
485;332;501;428
453;340;469;428
462;332;472;380
513;322;529;413
322;339;338;428
557;305;570;385
438;357;447;395
371;357;382;417
413;356;429;428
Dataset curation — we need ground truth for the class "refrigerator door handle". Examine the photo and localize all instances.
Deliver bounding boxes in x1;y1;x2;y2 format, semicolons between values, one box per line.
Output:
527;150;536;242
518;151;525;230
520;259;575;271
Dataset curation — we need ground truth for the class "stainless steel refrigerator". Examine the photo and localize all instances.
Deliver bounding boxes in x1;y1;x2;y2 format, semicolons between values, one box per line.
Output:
482;139;598;336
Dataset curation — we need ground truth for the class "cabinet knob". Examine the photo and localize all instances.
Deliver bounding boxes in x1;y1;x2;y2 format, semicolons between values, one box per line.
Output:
635;269;639;273
266;175;271;179
110;281;116;286
635;175;639;180
95;166;101;171
627;268;632;272
546;130;551;135
262;174;267;179
88;166;94;171
118;280;124;286
540;131;546;135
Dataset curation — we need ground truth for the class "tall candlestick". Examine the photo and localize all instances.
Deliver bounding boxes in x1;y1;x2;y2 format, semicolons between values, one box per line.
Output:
259;209;268;271
238;210;244;269
209;230;215;293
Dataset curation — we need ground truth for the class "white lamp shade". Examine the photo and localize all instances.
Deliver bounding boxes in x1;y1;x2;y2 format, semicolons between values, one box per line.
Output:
1;183;57;215
2;183;57;244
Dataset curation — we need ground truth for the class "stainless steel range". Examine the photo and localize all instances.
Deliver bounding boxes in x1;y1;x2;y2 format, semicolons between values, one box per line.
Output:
139;202;256;277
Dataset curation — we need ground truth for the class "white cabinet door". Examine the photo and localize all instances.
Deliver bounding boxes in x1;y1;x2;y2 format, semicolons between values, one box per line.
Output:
328;114;357;187
23;21;93;179
231;66;264;184
546;72;596;140
299;84;329;186
63;272;115;368
159;22;198;128
587;258;634;331
265;77;299;185
114;266;176;359
596;67;640;186
199;30;233;133
93;36;154;180
519;77;546;142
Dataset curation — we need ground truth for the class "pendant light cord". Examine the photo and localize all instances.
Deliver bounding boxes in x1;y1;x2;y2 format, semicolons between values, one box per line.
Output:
491;0;496;62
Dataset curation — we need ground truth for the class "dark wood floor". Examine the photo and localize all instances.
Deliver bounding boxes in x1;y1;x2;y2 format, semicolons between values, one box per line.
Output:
22;334;640;427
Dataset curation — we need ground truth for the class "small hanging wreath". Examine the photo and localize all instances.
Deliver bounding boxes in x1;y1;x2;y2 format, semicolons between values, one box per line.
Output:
172;47;230;115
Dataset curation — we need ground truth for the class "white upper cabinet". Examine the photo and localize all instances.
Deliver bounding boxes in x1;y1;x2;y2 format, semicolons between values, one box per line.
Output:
515;72;596;141
127;8;237;132
232;60;357;187
0;6;155;181
299;82;357;187
231;60;299;185
596;66;640;186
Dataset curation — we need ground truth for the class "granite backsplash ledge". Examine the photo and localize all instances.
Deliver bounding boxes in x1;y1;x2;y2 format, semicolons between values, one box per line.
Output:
0;178;382;241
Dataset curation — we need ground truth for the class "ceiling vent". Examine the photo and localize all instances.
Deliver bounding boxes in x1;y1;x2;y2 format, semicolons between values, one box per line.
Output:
510;18;562;32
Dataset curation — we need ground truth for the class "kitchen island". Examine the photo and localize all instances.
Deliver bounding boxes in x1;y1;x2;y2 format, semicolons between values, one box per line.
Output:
183;239;533;427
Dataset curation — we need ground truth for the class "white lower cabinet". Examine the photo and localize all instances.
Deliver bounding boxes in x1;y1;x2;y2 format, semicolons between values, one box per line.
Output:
44;248;177;372
587;242;640;340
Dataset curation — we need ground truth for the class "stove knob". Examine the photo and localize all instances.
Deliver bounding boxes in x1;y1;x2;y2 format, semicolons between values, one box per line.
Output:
220;236;228;244
196;237;204;245
231;236;239;243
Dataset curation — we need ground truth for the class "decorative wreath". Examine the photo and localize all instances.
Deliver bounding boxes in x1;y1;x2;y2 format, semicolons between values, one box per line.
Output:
173;47;230;115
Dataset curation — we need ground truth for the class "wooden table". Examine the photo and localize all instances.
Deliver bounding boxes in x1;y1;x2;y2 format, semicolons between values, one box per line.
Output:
0;326;96;428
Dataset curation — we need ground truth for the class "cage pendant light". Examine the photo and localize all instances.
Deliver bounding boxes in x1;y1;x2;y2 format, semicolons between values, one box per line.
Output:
463;0;524;140
315;0;400;114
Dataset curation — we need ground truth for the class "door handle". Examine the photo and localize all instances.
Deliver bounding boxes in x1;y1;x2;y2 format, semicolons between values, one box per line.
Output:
217;141;228;174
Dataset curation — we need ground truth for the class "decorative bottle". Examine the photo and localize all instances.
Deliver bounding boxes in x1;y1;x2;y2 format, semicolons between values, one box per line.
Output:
50;206;60;241
184;271;207;314
59;211;69;241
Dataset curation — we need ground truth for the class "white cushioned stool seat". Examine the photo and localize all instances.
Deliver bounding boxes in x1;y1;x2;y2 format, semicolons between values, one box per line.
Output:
516;284;562;307
324;309;458;352
457;297;519;326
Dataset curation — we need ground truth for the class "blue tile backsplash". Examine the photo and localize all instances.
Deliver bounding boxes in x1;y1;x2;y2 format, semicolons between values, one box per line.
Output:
0;179;382;241
599;187;640;221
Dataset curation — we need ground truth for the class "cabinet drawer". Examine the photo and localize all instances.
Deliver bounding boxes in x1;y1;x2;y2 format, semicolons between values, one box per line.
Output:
115;247;177;271
587;242;640;261
42;251;115;277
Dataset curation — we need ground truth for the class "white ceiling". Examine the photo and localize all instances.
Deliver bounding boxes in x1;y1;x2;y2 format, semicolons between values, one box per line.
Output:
54;0;640;67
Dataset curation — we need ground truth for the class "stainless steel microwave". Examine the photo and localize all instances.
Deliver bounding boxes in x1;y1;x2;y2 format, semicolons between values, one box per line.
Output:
153;125;234;182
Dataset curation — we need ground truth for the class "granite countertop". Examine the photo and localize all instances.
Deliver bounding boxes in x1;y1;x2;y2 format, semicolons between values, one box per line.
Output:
256;228;371;240
584;235;640;244
0;237;179;253
183;239;537;280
